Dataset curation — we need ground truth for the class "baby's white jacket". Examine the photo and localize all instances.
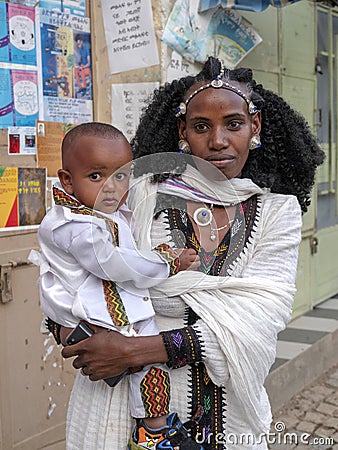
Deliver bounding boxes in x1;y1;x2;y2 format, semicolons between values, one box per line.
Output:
30;184;170;329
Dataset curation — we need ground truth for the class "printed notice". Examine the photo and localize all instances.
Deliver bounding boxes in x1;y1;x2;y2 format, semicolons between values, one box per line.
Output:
111;82;159;140
101;0;159;74
36;120;75;177
166;51;198;83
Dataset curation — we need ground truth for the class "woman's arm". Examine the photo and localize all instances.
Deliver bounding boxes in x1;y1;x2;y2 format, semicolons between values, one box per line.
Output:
61;325;168;380
61;322;204;379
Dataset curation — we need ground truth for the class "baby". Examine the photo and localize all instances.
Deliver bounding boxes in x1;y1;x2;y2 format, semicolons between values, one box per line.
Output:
30;122;203;450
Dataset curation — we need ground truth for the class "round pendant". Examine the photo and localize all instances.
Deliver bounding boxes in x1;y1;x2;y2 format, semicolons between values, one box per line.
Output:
193;207;213;227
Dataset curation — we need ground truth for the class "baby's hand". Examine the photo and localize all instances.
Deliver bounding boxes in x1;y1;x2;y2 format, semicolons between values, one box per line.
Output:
177;248;201;271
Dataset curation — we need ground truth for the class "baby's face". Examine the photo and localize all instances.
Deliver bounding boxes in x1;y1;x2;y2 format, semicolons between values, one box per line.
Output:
66;135;132;213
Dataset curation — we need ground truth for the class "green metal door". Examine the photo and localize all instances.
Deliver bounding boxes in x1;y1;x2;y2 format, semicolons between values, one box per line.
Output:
242;1;318;317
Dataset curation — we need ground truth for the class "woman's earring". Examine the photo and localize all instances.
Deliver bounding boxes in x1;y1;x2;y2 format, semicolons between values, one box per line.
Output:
178;139;191;154
249;134;262;150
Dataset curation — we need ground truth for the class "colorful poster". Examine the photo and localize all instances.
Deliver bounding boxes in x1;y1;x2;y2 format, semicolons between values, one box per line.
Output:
8;126;36;154
0;167;46;229
0;3;36;65
39;0;86;17
198;0;301;12
162;0;262;67
8;1;37;7
36;8;93;123
101;0;159;74
0;68;38;127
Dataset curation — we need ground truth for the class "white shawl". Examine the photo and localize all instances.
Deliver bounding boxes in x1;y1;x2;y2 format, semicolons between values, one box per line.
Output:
128;165;297;434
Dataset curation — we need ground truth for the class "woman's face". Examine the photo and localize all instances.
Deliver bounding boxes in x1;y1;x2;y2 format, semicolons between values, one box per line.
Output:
178;84;261;179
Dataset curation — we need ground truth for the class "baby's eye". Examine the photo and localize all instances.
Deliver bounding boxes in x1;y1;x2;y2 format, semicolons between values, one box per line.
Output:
89;173;101;181
115;172;128;181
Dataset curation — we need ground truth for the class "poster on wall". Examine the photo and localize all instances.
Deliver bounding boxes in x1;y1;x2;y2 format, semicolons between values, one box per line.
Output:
0;167;46;230
0;2;36;65
162;0;262;67
0;68;39;127
36;8;93;124
198;0;302;12
8;1;37;7
101;0;159;74
39;0;86;16
111;82;159;140
8;126;36;154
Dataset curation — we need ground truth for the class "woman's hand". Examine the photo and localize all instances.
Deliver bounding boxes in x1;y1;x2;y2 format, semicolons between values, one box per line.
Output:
61;323;168;381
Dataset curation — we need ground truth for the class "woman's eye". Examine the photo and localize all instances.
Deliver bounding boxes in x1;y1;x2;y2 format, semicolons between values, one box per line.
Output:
228;121;241;129
194;123;208;132
89;173;101;180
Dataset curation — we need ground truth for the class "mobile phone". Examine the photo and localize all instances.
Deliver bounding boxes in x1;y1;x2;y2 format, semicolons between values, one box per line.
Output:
66;321;93;344
66;322;128;387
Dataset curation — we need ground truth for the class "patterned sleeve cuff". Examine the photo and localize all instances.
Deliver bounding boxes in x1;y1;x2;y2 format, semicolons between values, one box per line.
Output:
45;317;61;345
153;243;180;276
160;326;204;369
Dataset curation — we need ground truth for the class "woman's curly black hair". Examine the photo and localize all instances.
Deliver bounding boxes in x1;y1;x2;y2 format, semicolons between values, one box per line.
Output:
132;56;325;212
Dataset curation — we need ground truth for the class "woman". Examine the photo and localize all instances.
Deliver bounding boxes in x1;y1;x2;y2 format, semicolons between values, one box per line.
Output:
61;57;324;449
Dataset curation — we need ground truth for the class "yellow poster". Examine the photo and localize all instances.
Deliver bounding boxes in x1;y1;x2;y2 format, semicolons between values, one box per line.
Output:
0;167;46;229
0;167;18;228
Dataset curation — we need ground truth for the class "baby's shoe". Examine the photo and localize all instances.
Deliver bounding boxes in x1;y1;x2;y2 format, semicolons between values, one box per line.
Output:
128;410;204;449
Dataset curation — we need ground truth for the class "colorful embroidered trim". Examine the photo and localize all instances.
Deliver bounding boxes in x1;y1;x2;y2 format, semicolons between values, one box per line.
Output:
53;186;119;245
160;326;203;369
189;364;227;450
166;195;259;277
153;243;180;276
103;280;129;326
140;366;170;417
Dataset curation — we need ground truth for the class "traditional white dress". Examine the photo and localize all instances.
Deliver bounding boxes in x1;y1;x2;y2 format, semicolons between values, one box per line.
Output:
66;167;302;450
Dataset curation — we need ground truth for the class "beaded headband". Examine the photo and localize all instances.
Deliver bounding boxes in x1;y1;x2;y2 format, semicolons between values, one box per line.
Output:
176;60;258;118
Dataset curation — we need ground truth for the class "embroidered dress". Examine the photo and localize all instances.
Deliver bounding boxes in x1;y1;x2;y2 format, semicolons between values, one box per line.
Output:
66;168;302;450
157;194;259;449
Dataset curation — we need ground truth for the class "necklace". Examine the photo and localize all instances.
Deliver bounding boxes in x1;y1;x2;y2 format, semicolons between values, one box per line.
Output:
193;205;213;226
210;222;231;241
192;203;232;241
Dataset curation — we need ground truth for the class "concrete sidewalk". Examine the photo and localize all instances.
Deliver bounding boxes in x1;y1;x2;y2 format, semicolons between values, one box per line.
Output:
266;295;338;413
